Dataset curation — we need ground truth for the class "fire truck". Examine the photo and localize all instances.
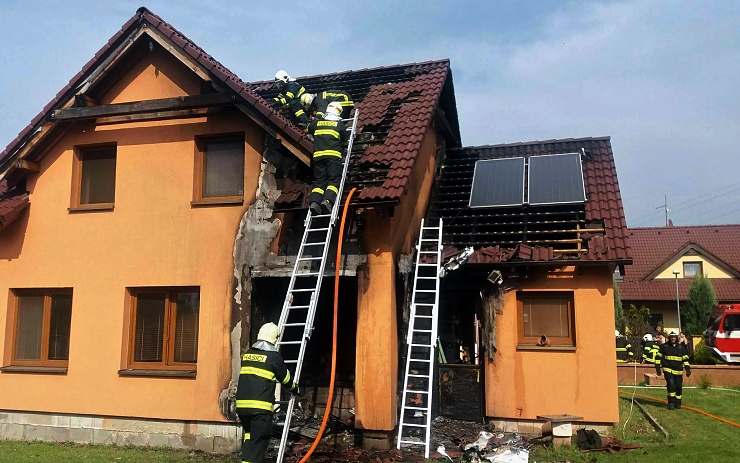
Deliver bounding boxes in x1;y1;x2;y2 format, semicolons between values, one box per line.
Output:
704;304;740;363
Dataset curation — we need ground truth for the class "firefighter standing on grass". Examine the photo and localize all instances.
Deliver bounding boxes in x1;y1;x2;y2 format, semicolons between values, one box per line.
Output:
655;330;691;410
272;70;308;126
236;322;300;463
615;330;633;363
307;101;349;215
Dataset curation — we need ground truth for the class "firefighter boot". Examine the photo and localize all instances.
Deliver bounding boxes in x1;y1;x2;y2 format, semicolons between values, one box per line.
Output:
309;202;322;216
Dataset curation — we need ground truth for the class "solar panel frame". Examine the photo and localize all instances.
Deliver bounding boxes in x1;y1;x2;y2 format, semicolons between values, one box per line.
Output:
527;153;586;206
468;157;526;208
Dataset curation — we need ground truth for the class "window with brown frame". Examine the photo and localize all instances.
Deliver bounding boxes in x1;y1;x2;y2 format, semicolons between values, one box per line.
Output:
193;135;245;203
683;261;703;278
7;289;73;367
71;144;117;209
127;288;199;370
518;292;575;346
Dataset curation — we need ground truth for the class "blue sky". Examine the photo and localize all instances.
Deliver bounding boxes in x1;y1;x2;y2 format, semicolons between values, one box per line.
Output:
1;1;739;227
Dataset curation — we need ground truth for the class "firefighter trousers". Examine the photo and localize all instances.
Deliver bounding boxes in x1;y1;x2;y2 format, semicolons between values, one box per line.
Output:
664;373;683;408
238;412;272;463
309;156;342;206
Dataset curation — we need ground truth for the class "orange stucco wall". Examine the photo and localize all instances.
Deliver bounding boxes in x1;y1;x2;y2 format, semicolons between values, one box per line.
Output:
486;266;619;423
355;128;439;431
0;48;263;422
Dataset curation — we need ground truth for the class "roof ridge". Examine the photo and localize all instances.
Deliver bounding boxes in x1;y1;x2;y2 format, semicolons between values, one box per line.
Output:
454;136;612;151
247;59;452;86
630;224;740;231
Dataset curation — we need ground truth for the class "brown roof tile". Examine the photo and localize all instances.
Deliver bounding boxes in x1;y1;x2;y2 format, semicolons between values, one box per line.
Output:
618;224;740;301
0;180;29;232
249;61;458;207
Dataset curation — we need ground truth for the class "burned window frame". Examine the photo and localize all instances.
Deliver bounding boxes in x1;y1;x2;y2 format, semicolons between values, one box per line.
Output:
517;291;576;347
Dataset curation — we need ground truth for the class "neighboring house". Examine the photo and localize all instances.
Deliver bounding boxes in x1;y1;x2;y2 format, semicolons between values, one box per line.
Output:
618;225;740;331
0;7;631;451
429;138;631;429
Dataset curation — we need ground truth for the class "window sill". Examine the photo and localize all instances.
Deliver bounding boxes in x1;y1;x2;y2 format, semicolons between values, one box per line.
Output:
0;365;68;374
118;369;196;378
191;198;244;207
68;204;115;213
517;345;576;352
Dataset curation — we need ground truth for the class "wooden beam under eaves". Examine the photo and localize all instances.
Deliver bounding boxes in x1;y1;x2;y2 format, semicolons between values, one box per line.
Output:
13;159;40;172
51;93;236;121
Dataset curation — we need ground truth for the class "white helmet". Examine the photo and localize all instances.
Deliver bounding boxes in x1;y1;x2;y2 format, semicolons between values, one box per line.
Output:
325;101;342;119
274;70;290;84
300;93;315;108
643;333;653;342
257;322;279;344
615;329;621;337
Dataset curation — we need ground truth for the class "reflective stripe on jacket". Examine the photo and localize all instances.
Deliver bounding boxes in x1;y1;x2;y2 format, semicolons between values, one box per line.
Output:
656;341;690;375
235;345;297;414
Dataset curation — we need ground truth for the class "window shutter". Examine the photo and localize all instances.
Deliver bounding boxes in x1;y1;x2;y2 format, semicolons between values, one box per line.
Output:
173;292;199;363
14;295;45;360
203;140;244;197
48;294;73;360
134;293;166;362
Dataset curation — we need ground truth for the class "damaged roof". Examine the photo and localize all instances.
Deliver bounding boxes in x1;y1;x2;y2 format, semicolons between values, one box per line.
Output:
618;225;740;301
0;180;29;233
249;60;460;206
432;137;632;264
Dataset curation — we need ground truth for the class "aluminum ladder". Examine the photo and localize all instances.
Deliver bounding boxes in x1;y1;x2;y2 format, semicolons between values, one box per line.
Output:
274;109;360;463
396;218;443;459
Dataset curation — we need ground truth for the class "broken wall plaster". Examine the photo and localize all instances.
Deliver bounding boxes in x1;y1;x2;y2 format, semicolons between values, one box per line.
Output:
219;156;283;420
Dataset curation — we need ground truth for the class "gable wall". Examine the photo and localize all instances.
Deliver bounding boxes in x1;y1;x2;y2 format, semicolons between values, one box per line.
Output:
0;50;265;423
654;255;733;279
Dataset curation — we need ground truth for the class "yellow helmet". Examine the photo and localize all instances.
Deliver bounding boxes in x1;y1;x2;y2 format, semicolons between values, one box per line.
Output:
300;93;315;108
257;322;279;344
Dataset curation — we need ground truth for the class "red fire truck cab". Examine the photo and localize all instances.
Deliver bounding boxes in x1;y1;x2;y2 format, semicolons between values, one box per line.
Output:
704;304;740;363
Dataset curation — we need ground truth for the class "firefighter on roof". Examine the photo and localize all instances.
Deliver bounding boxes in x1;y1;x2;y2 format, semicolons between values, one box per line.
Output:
272;70;308;126
235;322;300;463
300;90;354;120
307;101;349;215
615;330;633;363
656;330;691;409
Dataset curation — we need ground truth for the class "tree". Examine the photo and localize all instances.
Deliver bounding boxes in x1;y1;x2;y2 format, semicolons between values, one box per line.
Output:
626;304;650;337
684;273;717;335
613;279;626;334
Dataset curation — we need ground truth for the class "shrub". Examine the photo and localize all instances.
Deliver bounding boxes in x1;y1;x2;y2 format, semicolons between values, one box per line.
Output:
693;339;718;365
698;374;713;389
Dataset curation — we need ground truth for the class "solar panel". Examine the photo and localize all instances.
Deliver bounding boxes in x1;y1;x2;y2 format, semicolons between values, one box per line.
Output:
469;157;525;208
528;153;586;205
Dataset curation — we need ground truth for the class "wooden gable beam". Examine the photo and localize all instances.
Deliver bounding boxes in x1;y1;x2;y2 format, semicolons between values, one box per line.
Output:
51;93;236;121
13;159;40;172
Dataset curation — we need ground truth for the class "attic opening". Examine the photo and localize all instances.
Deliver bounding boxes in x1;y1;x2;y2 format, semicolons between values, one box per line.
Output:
250;277;358;416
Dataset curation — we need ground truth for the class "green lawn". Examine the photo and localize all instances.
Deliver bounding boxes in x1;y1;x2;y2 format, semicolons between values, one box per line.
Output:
1;387;738;462
529;386;740;463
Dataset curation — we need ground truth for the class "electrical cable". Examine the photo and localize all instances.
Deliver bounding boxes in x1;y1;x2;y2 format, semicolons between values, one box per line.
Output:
617;390;740;429
299;188;357;463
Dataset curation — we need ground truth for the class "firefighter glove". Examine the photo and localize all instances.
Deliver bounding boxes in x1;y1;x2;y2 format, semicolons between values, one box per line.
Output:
685;367;691;377
655;366;662;376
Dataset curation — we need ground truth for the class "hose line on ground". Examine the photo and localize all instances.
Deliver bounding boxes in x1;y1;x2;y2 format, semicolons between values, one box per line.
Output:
299;188;358;463
618;389;740;428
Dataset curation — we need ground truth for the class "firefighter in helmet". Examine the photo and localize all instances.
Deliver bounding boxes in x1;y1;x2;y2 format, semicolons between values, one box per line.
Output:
655;330;691;409
615;330;633;363
272;70;308;126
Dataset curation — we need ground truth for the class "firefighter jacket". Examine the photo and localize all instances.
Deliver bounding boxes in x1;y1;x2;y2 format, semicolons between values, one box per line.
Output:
656;341;691;376
311;90;354;118
307;117;348;159
235;341;298;414
273;81;307;123
642;340;658;364
616;337;633;363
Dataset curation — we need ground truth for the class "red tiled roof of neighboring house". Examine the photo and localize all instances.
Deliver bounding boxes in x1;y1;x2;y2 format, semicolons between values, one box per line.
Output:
432;137;631;264
0;180;29;232
0;7;312;176
618;225;740;301
249;60;459;206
